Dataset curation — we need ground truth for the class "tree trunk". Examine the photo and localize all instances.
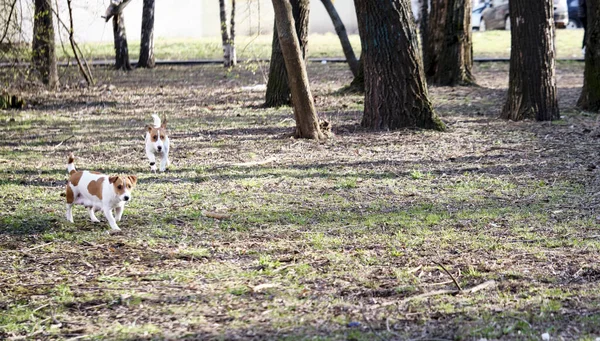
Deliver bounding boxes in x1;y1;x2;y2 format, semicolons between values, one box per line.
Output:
138;0;155;68
501;0;559;121
272;0;324;140
32;0;58;89
112;13;131;71
354;0;445;131
320;0;358;77
578;1;600;111
264;0;310;107
344;51;364;93
430;0;475;85
219;0;236;67
420;0;429;70
423;0;448;80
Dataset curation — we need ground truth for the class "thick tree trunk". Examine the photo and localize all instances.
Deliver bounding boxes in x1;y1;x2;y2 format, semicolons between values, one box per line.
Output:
112;13;131;71
138;0;155;68
265;0;310;107
423;0;448;80
354;0;445;131
501;0;559;121
272;0;324;140
219;0;236;67
320;0;358;77
431;0;475;85
578;1;600;111
32;0;58;89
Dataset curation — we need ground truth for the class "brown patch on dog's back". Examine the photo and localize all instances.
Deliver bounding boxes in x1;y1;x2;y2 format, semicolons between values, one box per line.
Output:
66;184;74;203
87;178;105;200
70;171;84;186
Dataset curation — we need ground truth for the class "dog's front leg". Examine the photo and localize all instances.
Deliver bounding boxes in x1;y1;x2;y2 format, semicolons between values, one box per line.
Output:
159;148;169;172
103;207;121;231
114;202;125;221
146;147;157;172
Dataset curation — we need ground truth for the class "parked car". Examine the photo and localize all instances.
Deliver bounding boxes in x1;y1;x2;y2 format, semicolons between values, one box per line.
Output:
479;0;569;31
479;0;509;31
471;3;488;30
567;0;583;28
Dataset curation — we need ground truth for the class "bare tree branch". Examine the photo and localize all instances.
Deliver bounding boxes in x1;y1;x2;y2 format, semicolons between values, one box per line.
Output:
0;0;18;45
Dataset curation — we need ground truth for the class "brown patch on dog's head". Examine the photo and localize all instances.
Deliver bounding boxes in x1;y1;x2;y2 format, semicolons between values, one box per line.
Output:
66;184;74;203
146;125;167;143
69;171;84;186
67;153;75;164
126;175;138;187
160;116;167;129
87;177;105;200
109;176;135;196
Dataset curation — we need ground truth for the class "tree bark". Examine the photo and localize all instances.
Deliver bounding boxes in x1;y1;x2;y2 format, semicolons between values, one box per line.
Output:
138;0;155;68
354;0;445;131
219;0;236;67
577;1;600;111
320;0;358;77
112;13;131;70
423;0;448;80
272;0;324;140
431;0;475;85
32;0;58;89
420;0;429;70
264;0;310;107
501;0;559;121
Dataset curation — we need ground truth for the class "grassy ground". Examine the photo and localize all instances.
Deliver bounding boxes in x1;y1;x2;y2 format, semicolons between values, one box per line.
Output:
53;29;586;62
1;62;600;340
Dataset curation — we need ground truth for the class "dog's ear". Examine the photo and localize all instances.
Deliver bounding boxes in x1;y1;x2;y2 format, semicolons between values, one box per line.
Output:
109;176;118;184
161;116;167;129
127;175;138;186
145;124;153;133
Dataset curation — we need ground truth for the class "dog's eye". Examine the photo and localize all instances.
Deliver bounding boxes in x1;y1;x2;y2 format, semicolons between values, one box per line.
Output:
160;135;165;140
127;184;131;189
118;185;122;190
153;135;158;140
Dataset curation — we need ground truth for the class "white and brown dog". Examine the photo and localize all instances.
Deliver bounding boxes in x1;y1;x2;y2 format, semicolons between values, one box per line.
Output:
65;153;137;232
145;114;170;172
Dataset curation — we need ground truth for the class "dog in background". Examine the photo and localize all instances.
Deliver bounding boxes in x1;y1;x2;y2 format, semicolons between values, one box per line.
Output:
145;114;170;172
65;153;137;232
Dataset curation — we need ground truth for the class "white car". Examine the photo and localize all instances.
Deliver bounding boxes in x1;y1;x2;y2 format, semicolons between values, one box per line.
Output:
472;3;488;30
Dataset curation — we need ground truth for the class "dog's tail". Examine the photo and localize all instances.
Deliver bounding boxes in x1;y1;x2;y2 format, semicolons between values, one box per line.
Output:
67;152;76;175
152;114;162;128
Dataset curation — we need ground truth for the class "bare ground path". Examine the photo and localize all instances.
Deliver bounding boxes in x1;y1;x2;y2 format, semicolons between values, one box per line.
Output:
1;62;599;340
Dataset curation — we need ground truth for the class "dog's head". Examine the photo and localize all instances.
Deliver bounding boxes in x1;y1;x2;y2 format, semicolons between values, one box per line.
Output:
109;175;138;202
145;117;168;153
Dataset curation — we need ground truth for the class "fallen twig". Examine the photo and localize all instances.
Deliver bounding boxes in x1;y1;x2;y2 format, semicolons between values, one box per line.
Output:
202;211;231;220
433;261;462;291
232;157;277;167
54;135;75;149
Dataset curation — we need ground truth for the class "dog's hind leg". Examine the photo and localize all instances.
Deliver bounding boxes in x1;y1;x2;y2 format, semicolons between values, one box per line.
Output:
66;204;74;223
88;207;100;223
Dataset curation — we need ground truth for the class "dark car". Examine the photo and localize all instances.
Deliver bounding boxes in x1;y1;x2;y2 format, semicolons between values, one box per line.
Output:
567;0;583;28
479;0;510;31
479;0;569;31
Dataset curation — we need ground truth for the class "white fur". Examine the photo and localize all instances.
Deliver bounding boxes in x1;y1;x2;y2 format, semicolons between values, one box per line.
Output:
145;114;170;172
66;159;133;231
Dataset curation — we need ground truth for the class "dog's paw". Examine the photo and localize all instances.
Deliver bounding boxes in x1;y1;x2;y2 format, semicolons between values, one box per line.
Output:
150;165;157;172
91;218;100;223
108;228;122;235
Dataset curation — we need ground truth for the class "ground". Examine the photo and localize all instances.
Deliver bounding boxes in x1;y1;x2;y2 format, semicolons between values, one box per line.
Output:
1;61;600;340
